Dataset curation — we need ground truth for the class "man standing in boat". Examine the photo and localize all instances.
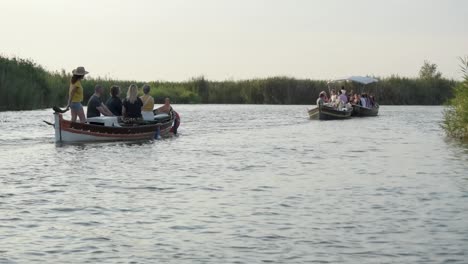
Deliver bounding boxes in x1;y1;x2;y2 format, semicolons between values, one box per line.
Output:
87;85;114;118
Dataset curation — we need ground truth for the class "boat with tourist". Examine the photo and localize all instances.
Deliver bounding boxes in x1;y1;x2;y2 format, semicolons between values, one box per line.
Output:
47;107;180;143
331;76;379;117
308;76;379;120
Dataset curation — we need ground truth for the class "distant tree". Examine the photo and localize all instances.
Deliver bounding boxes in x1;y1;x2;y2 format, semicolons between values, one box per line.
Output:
419;60;442;79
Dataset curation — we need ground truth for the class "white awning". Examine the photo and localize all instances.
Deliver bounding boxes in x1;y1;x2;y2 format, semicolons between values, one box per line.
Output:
329;76;379;85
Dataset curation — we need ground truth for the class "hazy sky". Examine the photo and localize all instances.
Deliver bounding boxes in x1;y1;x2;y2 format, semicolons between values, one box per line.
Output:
1;0;467;81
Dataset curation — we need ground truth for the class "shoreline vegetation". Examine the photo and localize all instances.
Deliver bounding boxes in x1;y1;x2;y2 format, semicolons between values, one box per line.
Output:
443;57;468;140
0;55;459;111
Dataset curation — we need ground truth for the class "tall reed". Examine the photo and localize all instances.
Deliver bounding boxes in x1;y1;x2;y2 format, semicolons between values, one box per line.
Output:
0;55;459;111
443;57;468;140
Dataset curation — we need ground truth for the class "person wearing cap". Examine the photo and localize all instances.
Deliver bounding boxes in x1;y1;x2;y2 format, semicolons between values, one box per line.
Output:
140;84;155;121
67;66;88;122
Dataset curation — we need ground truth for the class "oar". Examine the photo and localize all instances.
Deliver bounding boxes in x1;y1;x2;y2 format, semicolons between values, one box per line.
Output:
52;106;69;113
43;120;54;127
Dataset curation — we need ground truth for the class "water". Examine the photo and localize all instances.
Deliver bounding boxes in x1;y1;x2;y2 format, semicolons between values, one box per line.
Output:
0;105;467;263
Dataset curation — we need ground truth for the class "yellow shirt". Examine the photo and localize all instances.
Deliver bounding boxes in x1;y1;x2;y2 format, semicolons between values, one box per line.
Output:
140;94;155;112
70;80;83;103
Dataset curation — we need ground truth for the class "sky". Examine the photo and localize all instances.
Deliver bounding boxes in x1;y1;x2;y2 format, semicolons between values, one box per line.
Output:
1;0;467;81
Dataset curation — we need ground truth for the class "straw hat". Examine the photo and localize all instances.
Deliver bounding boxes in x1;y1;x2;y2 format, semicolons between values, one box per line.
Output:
72;66;89;76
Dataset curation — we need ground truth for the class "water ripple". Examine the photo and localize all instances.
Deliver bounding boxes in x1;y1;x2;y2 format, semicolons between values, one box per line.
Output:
0;105;467;263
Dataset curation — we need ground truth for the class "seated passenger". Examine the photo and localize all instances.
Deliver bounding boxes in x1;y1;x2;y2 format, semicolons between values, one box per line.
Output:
87;85;114;118
360;93;368;108
156;97;173;114
365;93;371;107
316;92;326;106
352;94;361;105
106;85;122;116
140;84;155;121
122;84;143;119
369;94;376;107
319;91;329;103
330;89;337;103
348;90;354;102
338;89;348;104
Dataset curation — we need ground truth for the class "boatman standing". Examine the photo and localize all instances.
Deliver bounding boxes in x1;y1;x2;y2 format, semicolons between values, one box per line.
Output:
67;66;88;123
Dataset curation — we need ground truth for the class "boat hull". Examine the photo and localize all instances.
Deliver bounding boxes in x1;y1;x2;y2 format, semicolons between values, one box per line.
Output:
308;105;352;120
352;105;379;117
54;114;174;143
308;107;320;119
318;106;352;120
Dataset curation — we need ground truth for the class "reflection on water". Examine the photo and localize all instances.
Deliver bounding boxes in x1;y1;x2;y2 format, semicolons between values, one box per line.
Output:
0;105;467;263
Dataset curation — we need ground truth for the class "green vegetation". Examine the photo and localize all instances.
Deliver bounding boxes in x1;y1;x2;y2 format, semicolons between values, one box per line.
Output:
0;56;59;111
419;60;442;80
0;55;459;111
443;57;468;140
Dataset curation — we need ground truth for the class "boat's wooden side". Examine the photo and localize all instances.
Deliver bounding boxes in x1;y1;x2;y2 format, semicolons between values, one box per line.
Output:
352;104;379;117
318;106;353;120
54;114;174;143
308;107;320;119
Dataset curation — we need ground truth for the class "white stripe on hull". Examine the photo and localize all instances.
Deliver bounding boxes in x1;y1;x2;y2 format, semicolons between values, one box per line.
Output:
58;130;153;143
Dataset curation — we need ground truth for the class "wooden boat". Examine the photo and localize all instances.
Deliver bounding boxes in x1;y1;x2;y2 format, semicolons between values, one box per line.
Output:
308;105;352;120
352;104;379;117
319;75;380;119
50;109;179;143
308;107;320;119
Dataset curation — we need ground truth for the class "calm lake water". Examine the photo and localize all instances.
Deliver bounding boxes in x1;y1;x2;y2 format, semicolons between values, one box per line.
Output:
0;105;467;263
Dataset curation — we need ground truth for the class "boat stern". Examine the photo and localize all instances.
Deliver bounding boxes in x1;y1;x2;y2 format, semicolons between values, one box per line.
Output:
53;113;62;143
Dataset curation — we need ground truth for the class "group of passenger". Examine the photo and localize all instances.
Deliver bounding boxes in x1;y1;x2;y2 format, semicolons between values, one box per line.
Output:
317;86;376;109
66;66;172;123
350;93;376;108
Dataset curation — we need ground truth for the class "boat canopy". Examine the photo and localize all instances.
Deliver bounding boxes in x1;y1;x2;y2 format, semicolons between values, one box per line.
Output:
329;76;378;85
